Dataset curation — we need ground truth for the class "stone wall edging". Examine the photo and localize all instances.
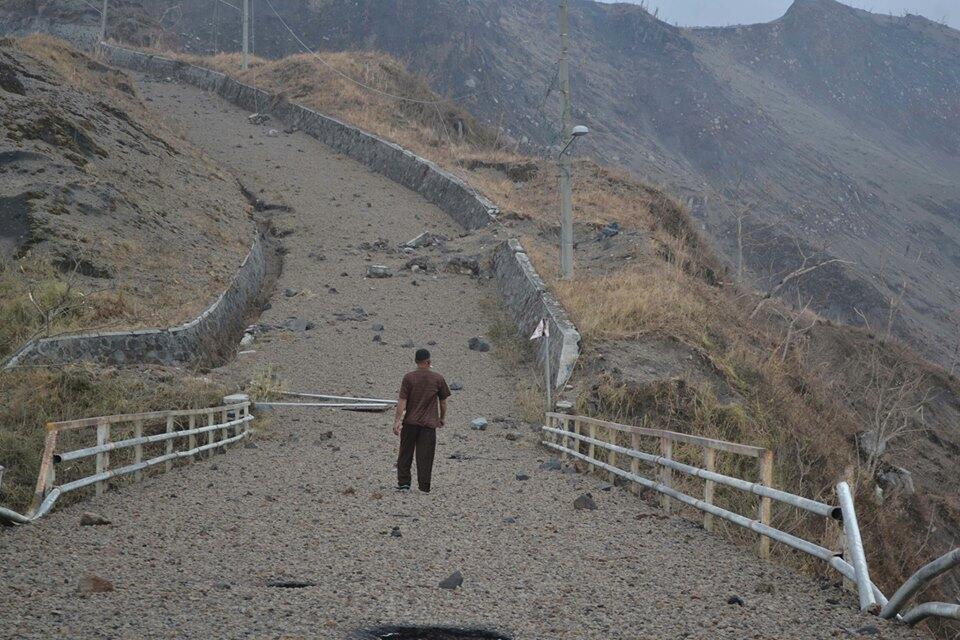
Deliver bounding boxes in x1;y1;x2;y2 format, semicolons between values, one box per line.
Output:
89;44;580;386
492;240;581;388
4;234;266;368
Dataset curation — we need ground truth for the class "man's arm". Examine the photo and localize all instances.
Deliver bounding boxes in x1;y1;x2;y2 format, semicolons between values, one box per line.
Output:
438;398;447;428
393;398;407;435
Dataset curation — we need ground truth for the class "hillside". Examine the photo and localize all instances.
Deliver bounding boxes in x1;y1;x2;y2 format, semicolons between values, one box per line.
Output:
36;0;959;370
0;35;255;356
1;6;959;634
0;36;256;510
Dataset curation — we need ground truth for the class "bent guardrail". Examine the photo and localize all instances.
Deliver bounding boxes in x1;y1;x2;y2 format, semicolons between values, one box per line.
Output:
0;400;253;525
541;412;960;626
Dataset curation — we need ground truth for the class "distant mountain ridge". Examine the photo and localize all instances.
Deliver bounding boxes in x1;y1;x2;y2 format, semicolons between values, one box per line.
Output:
3;0;959;365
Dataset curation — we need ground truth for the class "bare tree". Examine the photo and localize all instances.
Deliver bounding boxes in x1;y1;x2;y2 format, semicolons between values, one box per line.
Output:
855;347;931;480
749;239;852;320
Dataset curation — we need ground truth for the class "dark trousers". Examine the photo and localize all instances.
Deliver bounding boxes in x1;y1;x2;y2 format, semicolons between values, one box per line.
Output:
397;424;437;491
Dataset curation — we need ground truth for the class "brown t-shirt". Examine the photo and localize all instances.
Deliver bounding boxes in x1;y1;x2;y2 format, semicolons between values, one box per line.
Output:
399;369;451;429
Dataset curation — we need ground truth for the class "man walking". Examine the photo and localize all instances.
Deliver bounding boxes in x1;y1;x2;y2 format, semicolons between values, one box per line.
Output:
393;349;451;493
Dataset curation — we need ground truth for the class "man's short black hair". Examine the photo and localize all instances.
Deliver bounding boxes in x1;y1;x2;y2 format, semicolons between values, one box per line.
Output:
415;348;431;363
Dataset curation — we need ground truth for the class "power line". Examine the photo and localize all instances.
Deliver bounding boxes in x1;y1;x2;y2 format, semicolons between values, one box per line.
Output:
215;0;241;12
78;0;101;15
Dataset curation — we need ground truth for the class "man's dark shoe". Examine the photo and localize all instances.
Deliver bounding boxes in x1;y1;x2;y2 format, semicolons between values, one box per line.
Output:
420;487;431;494
397;484;411;493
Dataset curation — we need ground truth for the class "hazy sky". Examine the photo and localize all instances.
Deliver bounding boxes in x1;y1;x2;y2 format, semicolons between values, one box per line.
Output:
599;0;957;29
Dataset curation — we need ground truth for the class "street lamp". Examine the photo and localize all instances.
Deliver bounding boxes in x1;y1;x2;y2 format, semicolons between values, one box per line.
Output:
559;124;589;280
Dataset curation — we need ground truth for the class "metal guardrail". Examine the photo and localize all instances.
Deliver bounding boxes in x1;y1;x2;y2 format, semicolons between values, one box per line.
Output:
0;401;254;524
542;412;960;627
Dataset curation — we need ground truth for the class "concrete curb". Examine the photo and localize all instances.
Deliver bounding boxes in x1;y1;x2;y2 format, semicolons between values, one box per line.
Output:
4;234;266;369
492;240;581;389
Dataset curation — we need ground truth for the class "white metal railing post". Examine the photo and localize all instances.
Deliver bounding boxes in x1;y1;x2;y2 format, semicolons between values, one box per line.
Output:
837;482;878;613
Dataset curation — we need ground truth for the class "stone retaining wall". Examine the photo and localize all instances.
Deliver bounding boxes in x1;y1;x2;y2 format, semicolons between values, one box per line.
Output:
5;234;266;368
492;240;581;388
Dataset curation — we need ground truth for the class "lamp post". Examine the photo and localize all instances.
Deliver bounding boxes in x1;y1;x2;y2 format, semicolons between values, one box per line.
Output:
558;125;590;279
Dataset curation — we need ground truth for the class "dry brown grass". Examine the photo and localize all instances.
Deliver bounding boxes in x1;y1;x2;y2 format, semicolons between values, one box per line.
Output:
0;365;224;512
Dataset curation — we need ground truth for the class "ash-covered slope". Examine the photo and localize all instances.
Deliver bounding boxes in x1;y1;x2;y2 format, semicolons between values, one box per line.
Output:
0;36;254;334
5;0;960;366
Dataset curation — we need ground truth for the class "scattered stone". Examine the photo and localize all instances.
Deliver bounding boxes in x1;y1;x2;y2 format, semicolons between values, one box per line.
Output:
438;571;463;590
79;512;111;526
77;575;113;596
539;458;563;471
855;626;880;636
211;581;231;590
247;112;270;125
372;323;385;332
283;288;298;297
468;337;491;352
427;340;437;346
444;255;481;276
879;466;915;495
266;129;280;138
599;483;614;492
282;126;297;135
404;256;436;273
373;334;382;343
470;417;488;431
367;265;394;278
574;493;597;511
857;430;886;458
598;221;620;238
334;308;369;322
244;441;259;449
317;431;334;441
449;381;463;391
359;239;392;252
282;317;315;332
390;526;402;538
448;451;474;461
504;433;519;442
503;517;517;524
402;340;415;348
727;595;744;606
239;333;255;347
403;232;447;249
371;492;384;500
343;487;356;496
516;473;530;481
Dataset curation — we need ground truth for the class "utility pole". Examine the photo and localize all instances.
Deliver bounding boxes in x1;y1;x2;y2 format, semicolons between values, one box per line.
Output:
242;0;250;70
100;0;108;42
213;0;219;54
558;0;574;280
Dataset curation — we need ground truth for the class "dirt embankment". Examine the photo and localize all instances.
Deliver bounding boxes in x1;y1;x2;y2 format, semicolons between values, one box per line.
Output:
0;35;255;356
0;36;255;517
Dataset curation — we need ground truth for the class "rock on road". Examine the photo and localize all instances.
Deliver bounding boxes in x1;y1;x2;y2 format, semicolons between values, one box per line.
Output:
0;76;924;640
